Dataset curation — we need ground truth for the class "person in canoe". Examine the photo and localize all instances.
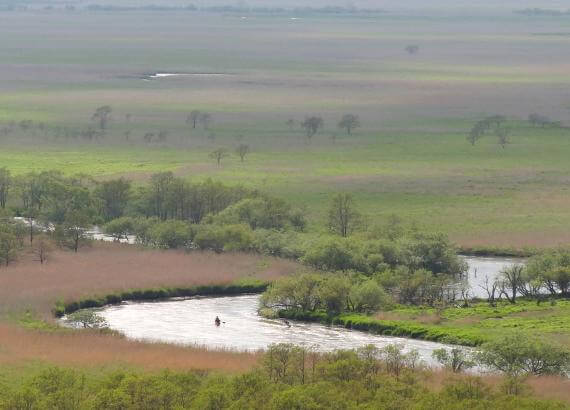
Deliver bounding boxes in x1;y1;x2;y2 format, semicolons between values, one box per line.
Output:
215;316;221;327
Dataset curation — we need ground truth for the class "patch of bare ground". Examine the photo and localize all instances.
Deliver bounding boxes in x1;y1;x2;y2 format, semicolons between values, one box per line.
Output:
0;323;259;372
0;242;299;320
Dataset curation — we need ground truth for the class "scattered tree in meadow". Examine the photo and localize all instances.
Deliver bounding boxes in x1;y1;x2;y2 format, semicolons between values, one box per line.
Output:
210;148;229;167
405;44;420;55
496;127;511;149
186;110;201;129
0;167;11;209
143;132;154;143
301;116;324;141
157;130;169;142
338;114;360;135
199;112;213;130
92;106;112;130
328;193;361;237
286;118;295;131
236;143;250;162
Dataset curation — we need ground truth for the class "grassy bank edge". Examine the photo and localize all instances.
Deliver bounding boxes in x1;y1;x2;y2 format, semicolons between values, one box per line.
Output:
53;279;269;317
277;310;487;347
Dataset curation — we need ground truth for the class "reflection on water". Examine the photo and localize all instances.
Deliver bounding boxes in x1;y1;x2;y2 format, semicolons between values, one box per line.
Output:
99;294;452;364
461;256;525;298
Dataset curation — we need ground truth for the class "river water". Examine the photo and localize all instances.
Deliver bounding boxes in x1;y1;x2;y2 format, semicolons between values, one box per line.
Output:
98;294;452;364
75;256;521;362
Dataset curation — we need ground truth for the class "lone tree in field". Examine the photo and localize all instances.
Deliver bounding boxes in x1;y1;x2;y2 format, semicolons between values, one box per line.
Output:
200;112;213;130
0;167;11;209
210;148;229;167
301;116;324;141
286;118;296;131
338;114;361;135
186;110;201;129
328;193;361;237
92;106;112;130
405;45;420;55
496;127;511;149
236;143;250;162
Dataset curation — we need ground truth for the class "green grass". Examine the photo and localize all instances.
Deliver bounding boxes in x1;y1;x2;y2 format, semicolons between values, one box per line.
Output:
280;298;570;347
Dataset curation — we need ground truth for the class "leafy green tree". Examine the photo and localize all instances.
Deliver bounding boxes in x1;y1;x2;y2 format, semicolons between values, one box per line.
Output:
317;275;351;313
432;348;475;373
0;167;11;209
59;210;91;252
476;334;570;377
92;105;112;130
209;148;229;167
301;116;323;140
0;229;19;266
103;217;135;241
95;178;131;221
338;114;361;135
148;220;193;249
236;143;250;162
349;279;391;313
301;237;360;272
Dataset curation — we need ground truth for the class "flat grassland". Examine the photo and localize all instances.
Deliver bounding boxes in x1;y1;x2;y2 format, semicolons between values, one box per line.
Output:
2;11;570;248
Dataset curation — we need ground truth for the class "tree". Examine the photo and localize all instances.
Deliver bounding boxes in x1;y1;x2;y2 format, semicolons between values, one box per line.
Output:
349;280;390;313
92;106;112;130
499;264;525;303
95;178;131;221
60;210;91;253
103;217;134;242
467;122;486;146
405;45;420;55
496;127;510;149
432;348;475;373
338;114;360;135
328;193;360;237
186;110;201;129
32;235;53;264
199;112;212;130
301;116;324;141
236;144;250;162
157;130;168;142
0;230;19;266
210;148;229;167
0;167;10;209
479;274;500;307
476;334;570;377
286;118;295;131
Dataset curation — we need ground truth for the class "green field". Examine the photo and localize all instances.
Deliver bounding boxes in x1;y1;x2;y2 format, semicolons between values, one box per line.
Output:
2;10;570;248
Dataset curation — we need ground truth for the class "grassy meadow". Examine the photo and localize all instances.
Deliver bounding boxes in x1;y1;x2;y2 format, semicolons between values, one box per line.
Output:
2;11;570;248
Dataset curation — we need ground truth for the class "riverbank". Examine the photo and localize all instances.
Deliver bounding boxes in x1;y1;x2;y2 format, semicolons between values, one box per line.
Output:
277;298;570;348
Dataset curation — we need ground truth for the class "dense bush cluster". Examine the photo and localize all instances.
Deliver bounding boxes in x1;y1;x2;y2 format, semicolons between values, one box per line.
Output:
0;344;565;410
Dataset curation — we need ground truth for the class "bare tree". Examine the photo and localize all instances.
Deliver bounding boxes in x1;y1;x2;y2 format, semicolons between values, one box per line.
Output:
32;235;53;264
236;143;250;162
186;110;201;129
124;130;131;141
301;116;324;141
92;106;112;130
499;264;525;303
405;45;420;55
210;148;229;167
479;274;500;307
338;114;361;135
328;193;361;237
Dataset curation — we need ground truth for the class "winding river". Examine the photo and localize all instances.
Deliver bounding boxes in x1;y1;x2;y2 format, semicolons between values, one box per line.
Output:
67;256;520;363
